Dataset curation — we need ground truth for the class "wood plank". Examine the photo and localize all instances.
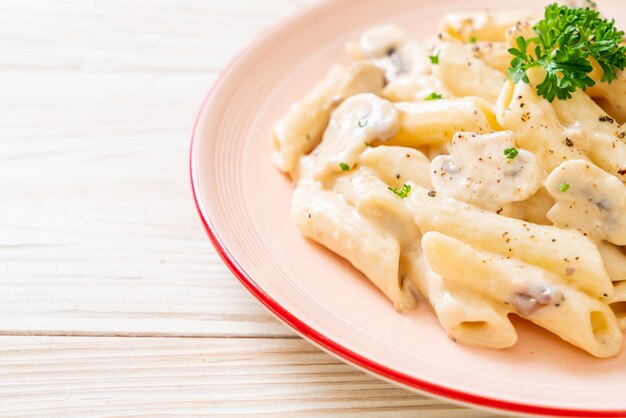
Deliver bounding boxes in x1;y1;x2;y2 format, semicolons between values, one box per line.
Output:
0;336;500;417
0;0;312;337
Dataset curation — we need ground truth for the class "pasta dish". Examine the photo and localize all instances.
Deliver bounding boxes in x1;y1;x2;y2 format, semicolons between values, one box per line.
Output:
271;2;626;358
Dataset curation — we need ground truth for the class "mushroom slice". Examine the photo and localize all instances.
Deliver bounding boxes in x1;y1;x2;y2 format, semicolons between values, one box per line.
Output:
272;62;385;179
546;160;626;245
349;25;430;82
301;93;399;181
430;131;542;211
359;24;408;58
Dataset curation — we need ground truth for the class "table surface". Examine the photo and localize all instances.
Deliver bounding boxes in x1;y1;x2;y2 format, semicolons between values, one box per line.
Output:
0;1;510;416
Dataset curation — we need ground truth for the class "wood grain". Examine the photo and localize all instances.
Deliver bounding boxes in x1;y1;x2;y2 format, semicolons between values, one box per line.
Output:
0;336;495;417
0;0;503;416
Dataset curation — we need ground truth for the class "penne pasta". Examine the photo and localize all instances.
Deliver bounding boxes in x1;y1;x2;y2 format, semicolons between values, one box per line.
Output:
432;42;505;103
387;97;498;147
440;11;538;42
412;254;518;349
606;281;626;330
405;183;613;297
598;242;626;283
465;41;512;73
550;90;626;182
496;71;589;175
292;179;416;311
422;231;622;358
357;145;432;189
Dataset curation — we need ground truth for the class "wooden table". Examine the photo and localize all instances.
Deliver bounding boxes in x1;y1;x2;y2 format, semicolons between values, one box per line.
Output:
0;1;507;416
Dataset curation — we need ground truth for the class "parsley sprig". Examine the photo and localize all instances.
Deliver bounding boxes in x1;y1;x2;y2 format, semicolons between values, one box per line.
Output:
425;92;443;100
388;184;411;198
507;3;626;101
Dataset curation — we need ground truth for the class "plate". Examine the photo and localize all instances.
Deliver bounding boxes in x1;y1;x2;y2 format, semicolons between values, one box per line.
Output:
190;0;626;416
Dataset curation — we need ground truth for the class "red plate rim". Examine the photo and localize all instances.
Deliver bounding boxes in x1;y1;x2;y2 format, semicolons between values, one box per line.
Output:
189;1;626;416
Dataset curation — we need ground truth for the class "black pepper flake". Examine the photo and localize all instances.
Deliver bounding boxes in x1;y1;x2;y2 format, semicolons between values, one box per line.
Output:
619;168;626;175
308;213;311;218
599;115;615;123
396;174;400;179
521;112;530;122
565;137;574;147
427;191;437;197
496;208;503;215
618;131;625;139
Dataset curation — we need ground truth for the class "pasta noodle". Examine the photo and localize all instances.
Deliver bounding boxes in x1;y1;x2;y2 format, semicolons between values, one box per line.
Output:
432;42;504;103
387;97;499;147
422;231;622;358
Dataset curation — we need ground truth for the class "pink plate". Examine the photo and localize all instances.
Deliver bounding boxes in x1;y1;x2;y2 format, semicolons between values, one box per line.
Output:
190;0;626;416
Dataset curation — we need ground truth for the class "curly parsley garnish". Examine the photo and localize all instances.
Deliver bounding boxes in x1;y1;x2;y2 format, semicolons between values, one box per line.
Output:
507;3;626;102
429;51;440;64
425;92;443;100
388;184;411;198
504;147;519;159
339;162;350;172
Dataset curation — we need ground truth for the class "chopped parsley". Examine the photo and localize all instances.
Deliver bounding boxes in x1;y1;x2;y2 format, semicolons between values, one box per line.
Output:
429;51;440;64
504;147;519;159
339;162;350;172
388;183;411;198
425;92;443;100
507;3;626;101
469;35;477;43
357;119;368;128
558;182;570;192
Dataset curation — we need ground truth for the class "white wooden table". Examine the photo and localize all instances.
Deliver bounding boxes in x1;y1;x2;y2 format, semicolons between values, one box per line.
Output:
0;1;508;416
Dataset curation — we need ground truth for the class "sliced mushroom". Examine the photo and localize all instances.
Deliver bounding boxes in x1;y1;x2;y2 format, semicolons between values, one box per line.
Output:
335;62;386;99
300;93;399;181
430;131;542;211
348;25;430;83
359;24;408;58
272;62;385;179
546;160;626;245
512;285;563;317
